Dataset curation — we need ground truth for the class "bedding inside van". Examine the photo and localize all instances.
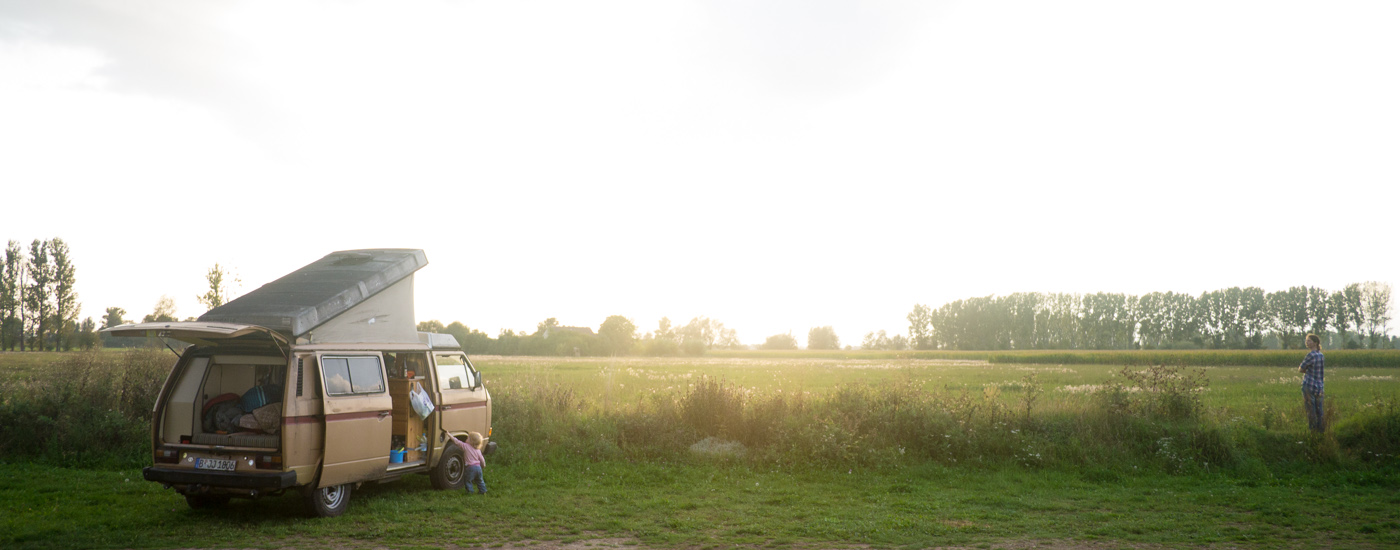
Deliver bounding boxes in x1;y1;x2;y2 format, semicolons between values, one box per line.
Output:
165;354;286;448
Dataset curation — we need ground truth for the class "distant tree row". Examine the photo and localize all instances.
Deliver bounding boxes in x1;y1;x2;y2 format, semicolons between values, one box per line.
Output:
0;239;98;351
418;315;745;357
904;283;1394;351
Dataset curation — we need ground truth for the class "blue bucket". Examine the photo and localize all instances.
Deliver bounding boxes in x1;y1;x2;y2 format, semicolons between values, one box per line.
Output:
390;449;405;463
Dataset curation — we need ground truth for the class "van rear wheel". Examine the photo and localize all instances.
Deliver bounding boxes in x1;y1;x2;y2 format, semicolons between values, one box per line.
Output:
303;483;352;517
431;445;465;490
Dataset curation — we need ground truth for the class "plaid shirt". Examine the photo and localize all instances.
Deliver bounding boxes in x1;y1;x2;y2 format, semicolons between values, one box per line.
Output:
1300;350;1324;393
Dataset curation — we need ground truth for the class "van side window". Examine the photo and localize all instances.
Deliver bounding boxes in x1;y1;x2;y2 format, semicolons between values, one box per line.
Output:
322;356;386;396
434;353;475;390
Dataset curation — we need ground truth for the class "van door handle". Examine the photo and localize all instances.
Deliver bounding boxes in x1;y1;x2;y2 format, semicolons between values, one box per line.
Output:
441;405;453;410
378;411;391;419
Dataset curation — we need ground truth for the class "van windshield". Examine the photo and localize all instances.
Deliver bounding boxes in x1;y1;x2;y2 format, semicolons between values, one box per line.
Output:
434;353;475;390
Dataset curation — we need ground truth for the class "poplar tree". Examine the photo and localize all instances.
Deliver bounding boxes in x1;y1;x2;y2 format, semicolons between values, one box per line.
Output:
24;240;53;351
51;238;79;351
1361;281;1394;349
0;241;19;351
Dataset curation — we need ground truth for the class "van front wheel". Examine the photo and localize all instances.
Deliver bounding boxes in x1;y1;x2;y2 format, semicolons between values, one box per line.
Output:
303;483;352;517
431;445;465;490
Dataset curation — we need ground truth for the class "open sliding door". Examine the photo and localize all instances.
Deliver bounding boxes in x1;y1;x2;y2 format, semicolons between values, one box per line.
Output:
317;353;392;487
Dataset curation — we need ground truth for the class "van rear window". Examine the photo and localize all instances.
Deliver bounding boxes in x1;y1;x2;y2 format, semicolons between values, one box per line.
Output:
322;356;385;396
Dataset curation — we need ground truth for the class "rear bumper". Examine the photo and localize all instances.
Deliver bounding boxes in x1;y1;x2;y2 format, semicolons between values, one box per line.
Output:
143;466;298;490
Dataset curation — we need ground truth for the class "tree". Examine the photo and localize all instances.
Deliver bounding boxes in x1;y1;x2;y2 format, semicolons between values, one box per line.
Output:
1360;281;1393;349
807;326;840;350
197;263;239;310
861;330;893;350
417;320;446;333
535;317;560;336
1304;286;1330;340
1332;283;1363;348
598;315;637;356
0;241;19;351
889;333;909;350
50;238;79;351
907;304;933;350
24;240;53;351
642;317;680;356
1238;287;1268;349
143;295;178;323
75;316;99;350
101;307;127;330
760;332;798;350
442;321;492;354
1266;287;1308;349
714;327;743;350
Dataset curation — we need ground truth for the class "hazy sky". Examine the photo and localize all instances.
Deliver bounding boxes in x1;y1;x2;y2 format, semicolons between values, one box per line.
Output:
1;1;1396;346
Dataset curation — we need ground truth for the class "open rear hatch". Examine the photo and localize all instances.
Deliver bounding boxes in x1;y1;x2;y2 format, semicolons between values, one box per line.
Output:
107;321;290;459
103;321;290;348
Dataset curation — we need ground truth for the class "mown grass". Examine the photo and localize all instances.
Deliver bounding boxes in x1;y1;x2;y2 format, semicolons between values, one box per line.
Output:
3;457;1398;550
1;351;1399;548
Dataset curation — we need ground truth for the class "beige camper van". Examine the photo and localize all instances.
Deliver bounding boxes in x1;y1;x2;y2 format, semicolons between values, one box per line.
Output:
105;249;493;517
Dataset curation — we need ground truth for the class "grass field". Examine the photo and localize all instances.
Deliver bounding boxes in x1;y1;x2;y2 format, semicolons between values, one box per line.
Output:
2;351;1399;549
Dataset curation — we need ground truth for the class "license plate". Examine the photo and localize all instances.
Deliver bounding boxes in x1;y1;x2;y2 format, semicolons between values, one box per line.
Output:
195;458;236;472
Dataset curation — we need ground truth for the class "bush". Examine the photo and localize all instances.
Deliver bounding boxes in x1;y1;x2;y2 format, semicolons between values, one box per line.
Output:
0;349;171;468
1334;396;1400;462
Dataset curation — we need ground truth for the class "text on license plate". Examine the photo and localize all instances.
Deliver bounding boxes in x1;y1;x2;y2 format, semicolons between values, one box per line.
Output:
195;458;236;472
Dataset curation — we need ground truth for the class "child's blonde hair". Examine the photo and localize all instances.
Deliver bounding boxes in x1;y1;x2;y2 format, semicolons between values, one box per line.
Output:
467;431;484;450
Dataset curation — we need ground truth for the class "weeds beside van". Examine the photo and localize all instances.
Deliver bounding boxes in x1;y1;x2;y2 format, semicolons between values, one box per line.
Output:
105;249;493;517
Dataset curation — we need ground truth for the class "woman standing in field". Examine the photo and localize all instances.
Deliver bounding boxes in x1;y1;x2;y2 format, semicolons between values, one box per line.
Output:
1299;333;1325;432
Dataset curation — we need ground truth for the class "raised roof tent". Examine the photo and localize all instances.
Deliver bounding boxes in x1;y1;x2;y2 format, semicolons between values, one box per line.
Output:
198;249;428;342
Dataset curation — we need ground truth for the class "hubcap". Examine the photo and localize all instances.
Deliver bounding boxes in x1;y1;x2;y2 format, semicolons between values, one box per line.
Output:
319;485;346;508
447;456;464;483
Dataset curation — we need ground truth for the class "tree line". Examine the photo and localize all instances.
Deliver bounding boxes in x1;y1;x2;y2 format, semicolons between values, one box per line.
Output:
899;283;1394;351
418;315;748;357
0;239;97;351
5;239;1392;356
0;237;240;352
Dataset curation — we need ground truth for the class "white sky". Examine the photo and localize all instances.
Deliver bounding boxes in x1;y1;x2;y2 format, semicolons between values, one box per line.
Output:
1;1;1396;346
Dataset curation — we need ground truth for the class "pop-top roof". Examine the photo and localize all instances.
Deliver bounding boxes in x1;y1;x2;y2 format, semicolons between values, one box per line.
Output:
198;249;428;337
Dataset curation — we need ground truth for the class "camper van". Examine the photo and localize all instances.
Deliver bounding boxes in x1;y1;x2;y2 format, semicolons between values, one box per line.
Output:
105;249;493;517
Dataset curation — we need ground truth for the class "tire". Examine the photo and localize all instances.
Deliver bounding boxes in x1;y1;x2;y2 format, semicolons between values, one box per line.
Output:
484;441;498;456
184;494;230;509
431;444;465;490
302;483;352;518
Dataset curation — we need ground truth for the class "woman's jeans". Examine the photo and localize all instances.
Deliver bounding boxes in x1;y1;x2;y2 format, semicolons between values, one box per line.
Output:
465;465;487;494
1303;389;1325;432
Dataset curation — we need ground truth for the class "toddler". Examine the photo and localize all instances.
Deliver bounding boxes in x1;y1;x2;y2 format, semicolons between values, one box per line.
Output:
445;431;487;494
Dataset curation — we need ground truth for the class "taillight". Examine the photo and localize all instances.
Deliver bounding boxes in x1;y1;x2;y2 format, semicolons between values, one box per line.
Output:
155;448;179;464
255;454;283;470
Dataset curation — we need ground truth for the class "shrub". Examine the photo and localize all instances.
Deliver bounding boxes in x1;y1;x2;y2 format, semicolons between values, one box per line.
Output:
1334;395;1400;462
1097;364;1208;420
0;349;171;468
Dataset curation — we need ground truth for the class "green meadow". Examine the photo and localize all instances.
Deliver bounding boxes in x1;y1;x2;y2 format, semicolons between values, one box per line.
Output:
2;351;1398;549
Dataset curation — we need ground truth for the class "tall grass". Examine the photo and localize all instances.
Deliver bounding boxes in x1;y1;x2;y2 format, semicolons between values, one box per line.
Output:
707;348;1400;367
3;351;1397;475
989;349;1400;367
0;349;171;468
492;364;1400;475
